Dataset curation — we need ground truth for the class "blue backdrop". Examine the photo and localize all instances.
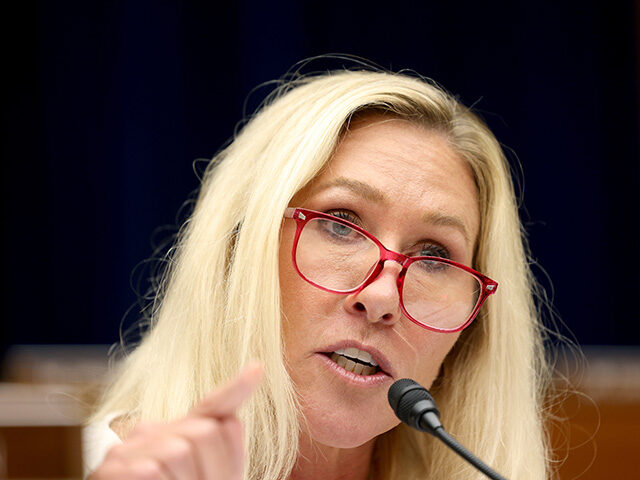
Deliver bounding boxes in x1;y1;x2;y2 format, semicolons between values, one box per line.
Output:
2;1;638;360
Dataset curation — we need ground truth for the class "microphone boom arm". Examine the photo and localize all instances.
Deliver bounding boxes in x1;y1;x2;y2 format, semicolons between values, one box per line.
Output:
388;378;509;480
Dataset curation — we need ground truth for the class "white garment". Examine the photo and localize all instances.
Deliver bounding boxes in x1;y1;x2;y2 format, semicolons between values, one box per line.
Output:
82;411;123;478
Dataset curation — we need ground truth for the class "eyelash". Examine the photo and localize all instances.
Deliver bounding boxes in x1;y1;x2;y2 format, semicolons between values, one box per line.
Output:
417;243;449;259
325;209;451;259
327;209;360;225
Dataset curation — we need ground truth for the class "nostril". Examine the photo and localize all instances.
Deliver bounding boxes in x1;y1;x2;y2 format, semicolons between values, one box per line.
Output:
354;302;366;312
381;313;393;321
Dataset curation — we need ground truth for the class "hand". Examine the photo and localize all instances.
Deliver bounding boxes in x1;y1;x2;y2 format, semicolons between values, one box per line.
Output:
90;363;263;480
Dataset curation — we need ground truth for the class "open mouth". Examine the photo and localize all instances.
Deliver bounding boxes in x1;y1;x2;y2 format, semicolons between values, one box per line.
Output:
322;347;382;376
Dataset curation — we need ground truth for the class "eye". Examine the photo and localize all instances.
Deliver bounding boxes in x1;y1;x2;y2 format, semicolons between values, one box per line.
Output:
327;221;353;237
416;242;450;259
314;210;363;242
406;242;451;273
326;209;367;236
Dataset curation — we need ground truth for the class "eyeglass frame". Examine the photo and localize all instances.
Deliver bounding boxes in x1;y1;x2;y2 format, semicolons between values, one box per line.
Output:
283;207;498;333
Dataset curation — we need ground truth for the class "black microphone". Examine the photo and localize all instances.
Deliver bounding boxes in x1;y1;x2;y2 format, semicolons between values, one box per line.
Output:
388;379;509;480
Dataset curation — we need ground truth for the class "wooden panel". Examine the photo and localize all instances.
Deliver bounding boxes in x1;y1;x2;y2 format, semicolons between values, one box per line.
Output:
0;382;85;479
550;347;640;479
549;395;640;478
0;426;82;479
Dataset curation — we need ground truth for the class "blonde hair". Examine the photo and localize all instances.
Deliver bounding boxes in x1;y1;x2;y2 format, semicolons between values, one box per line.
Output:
92;70;551;479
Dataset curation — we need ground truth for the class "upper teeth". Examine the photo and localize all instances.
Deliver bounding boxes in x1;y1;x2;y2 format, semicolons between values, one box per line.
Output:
333;347;378;366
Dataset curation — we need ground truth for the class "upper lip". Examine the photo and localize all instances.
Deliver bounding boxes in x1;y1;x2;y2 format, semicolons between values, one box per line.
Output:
319;340;395;377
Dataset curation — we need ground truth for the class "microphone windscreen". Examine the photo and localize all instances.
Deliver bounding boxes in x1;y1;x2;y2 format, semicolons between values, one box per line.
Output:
388;378;439;428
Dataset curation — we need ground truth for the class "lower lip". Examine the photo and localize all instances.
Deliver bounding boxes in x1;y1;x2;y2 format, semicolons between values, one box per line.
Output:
315;353;392;386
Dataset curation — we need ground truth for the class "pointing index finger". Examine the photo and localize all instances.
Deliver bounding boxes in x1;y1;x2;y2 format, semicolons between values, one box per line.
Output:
189;363;264;419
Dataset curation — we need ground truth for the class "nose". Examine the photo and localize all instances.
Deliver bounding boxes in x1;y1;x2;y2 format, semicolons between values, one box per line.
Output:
343;260;403;325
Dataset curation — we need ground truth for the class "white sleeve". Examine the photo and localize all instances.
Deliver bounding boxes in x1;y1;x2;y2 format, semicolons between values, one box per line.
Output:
82;411;124;478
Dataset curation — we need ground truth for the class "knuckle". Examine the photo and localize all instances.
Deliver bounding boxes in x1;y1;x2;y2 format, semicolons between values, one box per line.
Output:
223;416;242;431
192;417;223;440
105;443;129;460
165;435;193;462
131;421;156;435
129;458;165;480
90;459;126;479
222;417;244;440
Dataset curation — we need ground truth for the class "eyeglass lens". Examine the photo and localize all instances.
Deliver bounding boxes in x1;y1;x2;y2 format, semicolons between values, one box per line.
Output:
295;217;482;330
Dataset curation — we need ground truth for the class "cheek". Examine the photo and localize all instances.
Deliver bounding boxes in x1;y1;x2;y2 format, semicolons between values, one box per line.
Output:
280;277;339;357
403;325;461;388
279;239;300;354
279;222;345;321
279;227;304;326
279;234;336;357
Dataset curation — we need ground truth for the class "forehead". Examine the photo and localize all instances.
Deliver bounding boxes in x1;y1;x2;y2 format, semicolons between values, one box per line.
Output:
300;116;480;246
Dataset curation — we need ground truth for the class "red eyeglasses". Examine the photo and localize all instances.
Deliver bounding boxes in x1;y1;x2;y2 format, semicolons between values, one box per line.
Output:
283;208;498;333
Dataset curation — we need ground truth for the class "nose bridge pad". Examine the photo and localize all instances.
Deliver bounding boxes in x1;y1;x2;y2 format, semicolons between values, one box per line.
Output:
363;260;403;300
387;260;404;300
382;259;404;282
359;259;402;292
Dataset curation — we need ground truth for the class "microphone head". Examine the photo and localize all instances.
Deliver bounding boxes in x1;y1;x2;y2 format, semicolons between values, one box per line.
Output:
388;378;441;433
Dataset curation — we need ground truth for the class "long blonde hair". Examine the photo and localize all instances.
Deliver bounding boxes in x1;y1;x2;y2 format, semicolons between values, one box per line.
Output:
92;69;551;479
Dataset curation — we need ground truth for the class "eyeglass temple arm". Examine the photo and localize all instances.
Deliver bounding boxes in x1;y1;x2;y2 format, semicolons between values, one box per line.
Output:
284;207;297;219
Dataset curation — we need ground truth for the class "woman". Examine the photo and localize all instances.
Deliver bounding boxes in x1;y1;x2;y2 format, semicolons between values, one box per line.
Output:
87;69;550;479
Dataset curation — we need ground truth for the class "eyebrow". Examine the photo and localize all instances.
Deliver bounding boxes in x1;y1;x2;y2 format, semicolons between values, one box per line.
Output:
315;176;470;243
315;177;387;203
422;211;470;244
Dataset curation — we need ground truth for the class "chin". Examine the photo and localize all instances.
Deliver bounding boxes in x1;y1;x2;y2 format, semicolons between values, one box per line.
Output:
301;404;399;449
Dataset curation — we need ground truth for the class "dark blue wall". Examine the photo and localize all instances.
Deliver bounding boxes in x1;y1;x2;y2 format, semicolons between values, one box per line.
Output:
2;1;638;357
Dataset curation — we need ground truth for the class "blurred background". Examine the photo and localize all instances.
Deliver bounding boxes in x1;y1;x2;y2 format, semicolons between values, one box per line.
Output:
1;0;638;478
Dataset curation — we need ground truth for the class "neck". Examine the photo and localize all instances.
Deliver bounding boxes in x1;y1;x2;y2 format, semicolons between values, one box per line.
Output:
288;433;376;480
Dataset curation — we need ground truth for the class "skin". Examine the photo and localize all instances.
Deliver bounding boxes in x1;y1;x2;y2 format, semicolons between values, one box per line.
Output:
279;115;480;480
91;115;480;480
92;364;263;480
